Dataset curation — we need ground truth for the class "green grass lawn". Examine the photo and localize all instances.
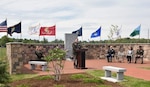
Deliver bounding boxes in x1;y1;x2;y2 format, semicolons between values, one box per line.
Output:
0;47;6;61
87;70;150;87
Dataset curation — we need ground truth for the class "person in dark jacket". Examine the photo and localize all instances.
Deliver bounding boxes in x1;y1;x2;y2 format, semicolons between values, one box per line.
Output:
72;38;82;68
135;46;144;64
106;46;115;62
35;46;45;61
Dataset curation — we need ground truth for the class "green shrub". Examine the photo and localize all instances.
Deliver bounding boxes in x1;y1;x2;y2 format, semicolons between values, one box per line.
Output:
0;61;11;84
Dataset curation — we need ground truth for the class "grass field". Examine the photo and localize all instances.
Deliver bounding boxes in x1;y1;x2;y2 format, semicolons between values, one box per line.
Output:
87;70;150;87
0;47;6;61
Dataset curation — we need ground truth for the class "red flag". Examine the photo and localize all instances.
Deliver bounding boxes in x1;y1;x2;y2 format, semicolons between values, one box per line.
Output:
39;25;56;36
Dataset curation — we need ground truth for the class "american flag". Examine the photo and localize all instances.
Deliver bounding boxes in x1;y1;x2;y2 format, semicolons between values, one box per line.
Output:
0;20;7;32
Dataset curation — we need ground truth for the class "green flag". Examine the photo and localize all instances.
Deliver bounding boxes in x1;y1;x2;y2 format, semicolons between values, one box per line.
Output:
130;25;141;37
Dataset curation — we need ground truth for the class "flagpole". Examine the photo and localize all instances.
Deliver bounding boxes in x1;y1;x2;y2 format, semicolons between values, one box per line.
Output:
39;36;40;41
6;18;7;36
20;21;22;40
148;28;149;43
139;24;141;39
43;36;45;41
55;24;56;41
39;23;41;42
81;26;83;41
20;33;22;40
100;36;101;42
54;35;56;41
100;26;101;42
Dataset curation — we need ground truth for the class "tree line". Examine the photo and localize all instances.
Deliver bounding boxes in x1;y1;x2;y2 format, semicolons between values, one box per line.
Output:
0;35;149;47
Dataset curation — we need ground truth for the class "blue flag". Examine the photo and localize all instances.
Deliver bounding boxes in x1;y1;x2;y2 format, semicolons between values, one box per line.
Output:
91;27;101;38
72;27;82;36
0;19;7;32
7;22;21;36
130;25;141;37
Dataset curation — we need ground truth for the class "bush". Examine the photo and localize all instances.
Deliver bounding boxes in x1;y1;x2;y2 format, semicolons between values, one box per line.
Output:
0;61;11;84
44;46;66;81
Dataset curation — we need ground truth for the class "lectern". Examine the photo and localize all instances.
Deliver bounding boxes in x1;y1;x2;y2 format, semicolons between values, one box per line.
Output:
75;48;88;69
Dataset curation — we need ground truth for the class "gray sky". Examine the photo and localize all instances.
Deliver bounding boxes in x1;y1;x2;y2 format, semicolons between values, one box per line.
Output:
0;0;150;41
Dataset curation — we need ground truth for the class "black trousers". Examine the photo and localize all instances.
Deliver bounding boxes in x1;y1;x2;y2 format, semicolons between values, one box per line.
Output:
135;55;143;64
127;56;132;63
107;55;113;62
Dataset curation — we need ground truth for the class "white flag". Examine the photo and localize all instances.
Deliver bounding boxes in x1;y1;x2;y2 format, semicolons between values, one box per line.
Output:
116;25;122;38
28;23;40;35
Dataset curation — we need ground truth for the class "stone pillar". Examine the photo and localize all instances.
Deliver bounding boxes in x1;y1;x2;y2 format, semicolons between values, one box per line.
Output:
7;42;24;74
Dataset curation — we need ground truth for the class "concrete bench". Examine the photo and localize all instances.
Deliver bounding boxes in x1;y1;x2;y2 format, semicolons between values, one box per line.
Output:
101;66;126;82
28;61;48;71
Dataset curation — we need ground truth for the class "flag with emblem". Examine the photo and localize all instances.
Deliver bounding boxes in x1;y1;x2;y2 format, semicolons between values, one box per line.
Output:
130;25;141;37
91;27;101;38
39;25;56;36
72;27;82;36
29;23;40;35
7;22;21;36
0;19;7;32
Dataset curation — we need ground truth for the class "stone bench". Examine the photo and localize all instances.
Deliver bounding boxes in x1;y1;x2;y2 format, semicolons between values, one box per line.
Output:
28;61;48;71
101;66;126;82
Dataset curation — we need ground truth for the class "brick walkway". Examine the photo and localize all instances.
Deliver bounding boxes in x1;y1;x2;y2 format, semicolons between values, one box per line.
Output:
24;59;150;81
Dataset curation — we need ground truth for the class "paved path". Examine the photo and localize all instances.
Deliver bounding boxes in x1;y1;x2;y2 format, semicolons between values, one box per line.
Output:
24;59;150;81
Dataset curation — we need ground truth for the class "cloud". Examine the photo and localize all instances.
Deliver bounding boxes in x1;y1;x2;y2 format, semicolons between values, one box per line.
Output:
0;0;150;41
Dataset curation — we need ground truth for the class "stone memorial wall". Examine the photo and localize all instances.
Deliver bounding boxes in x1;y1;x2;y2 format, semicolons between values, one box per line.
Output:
6;42;150;74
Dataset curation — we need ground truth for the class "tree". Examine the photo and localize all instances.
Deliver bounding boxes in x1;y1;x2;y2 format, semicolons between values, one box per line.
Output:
44;46;66;81
0;61;11;85
41;37;48;43
0;35;13;47
108;25;120;41
51;39;64;43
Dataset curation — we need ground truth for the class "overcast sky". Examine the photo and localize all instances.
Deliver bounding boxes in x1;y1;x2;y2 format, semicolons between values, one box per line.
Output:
0;0;150;41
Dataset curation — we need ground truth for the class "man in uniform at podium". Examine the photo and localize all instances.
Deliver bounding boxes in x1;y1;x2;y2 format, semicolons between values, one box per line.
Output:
72;38;82;68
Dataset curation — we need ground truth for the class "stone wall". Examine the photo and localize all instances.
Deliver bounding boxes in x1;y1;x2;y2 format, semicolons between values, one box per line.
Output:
85;43;150;60
6;42;150;74
6;42;63;74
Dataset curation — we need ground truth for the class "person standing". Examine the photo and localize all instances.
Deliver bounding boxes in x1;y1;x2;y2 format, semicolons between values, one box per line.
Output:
72;38;82;68
126;47;134;63
135;46;144;64
106;46;115;62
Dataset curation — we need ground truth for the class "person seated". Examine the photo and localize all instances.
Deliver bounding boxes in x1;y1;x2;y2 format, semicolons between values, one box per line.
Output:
126;47;134;63
35;46;45;61
117;45;125;63
135;46;144;64
106;46;115;62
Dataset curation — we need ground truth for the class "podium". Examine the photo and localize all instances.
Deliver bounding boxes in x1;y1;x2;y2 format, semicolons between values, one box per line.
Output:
75;48;88;69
